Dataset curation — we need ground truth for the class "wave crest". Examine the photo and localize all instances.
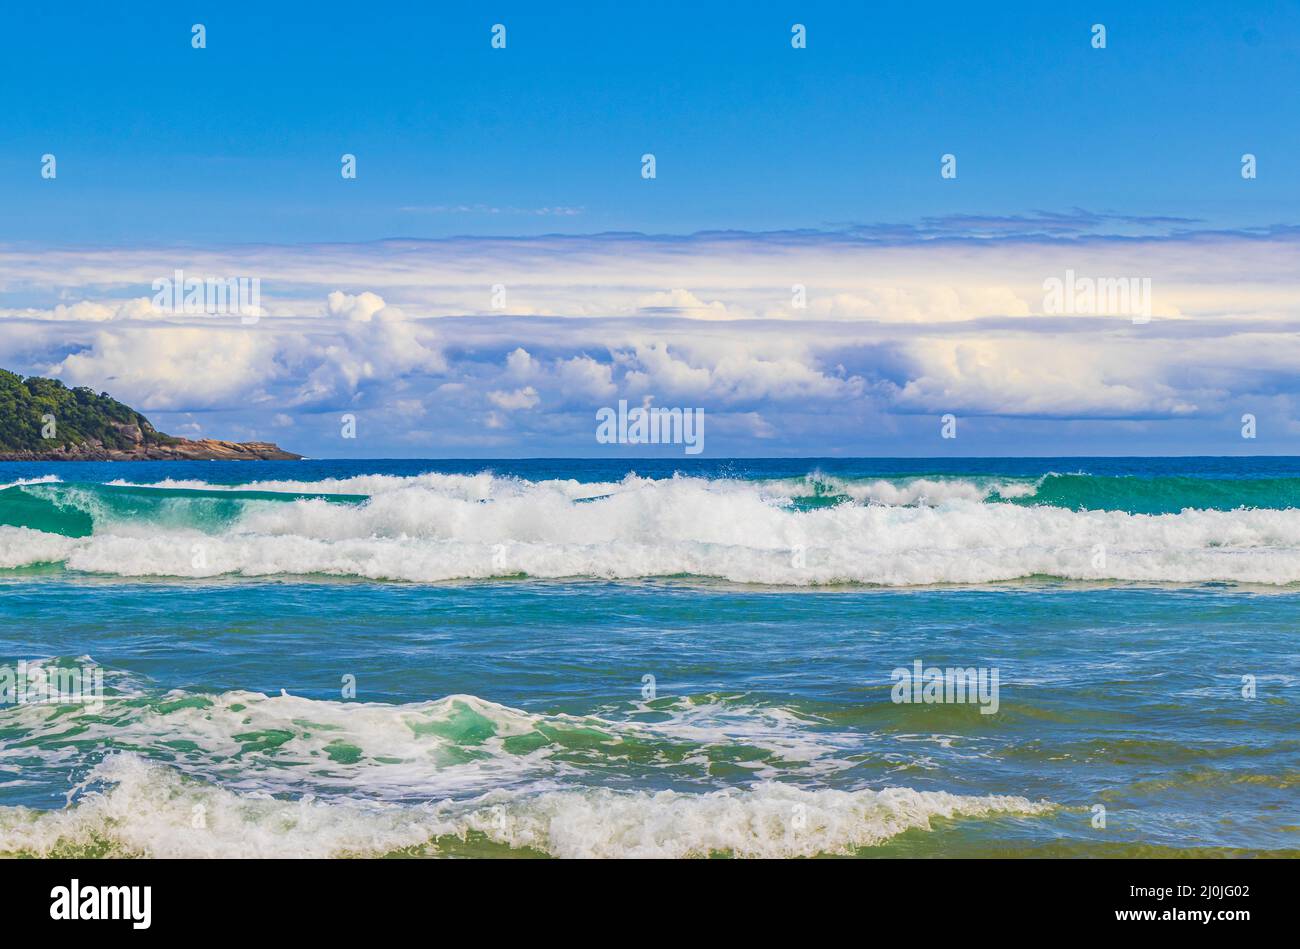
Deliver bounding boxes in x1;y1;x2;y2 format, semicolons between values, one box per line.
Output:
4;471;1300;585
0;753;1052;858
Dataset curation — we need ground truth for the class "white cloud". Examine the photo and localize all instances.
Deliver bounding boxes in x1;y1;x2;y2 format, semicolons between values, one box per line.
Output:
617;339;860;404
325;290;400;323
293;292;445;405
892;337;1197;417
2;228;1298;453
505;347;538;379
554;356;617;401
0;297;166;322
636;288;733;320
487;386;540;411
51;327;277;410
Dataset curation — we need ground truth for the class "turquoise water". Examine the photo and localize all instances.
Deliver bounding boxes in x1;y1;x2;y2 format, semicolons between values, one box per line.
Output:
0;458;1296;857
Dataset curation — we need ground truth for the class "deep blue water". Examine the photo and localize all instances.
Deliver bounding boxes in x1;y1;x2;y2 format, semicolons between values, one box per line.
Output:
8;454;1300;486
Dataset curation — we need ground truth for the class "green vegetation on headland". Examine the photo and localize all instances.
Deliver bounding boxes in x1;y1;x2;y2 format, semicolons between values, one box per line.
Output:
0;369;301;460
0;368;178;452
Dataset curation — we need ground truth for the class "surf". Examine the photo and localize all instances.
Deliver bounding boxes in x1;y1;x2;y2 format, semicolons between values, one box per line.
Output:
0;671;1058;860
3;468;1299;585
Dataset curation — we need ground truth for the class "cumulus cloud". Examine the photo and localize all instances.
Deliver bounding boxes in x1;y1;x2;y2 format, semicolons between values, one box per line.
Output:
0;223;1297;454
636;289;733;320
617;339;860;404
504;347;538;379
51;327;278;409
892;337;1197;418
487;386;540;410
0;297;166;322
24;290;447;416
554;356;617;402
325;290;402;323
292;291;446;406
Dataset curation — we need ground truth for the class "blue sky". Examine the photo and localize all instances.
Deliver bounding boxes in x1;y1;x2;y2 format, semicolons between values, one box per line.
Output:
3;1;1297;242
0;2;1298;457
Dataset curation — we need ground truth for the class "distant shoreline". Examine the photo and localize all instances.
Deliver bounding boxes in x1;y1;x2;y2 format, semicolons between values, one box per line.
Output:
0;439;302;462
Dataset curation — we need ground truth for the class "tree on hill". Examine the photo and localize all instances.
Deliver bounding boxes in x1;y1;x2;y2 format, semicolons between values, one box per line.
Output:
0;369;180;451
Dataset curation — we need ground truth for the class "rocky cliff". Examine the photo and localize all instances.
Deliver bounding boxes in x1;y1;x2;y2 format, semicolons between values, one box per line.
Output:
0;369;301;461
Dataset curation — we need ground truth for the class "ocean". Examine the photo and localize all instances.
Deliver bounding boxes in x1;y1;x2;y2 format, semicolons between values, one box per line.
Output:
0;457;1296;858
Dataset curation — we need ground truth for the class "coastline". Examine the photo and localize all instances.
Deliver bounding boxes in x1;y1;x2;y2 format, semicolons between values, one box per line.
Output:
0;438;302;462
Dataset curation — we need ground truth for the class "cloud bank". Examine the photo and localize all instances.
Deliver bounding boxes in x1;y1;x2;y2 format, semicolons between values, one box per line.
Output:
0;221;1296;456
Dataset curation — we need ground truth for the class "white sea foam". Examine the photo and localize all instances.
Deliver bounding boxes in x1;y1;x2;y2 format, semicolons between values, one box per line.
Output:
0;688;1052;857
0;475;63;490
4;471;1300;584
102;471;1035;506
0;752;1052;858
0;526;77;568
0;689;862;800
773;473;1040;505
106;471;625;502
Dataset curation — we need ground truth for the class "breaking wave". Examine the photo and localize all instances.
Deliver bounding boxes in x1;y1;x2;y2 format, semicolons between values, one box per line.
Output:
1;471;1298;586
0;687;1052;858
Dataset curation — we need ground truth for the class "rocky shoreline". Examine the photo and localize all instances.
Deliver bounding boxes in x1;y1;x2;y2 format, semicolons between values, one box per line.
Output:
0;437;302;461
2;370;305;461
